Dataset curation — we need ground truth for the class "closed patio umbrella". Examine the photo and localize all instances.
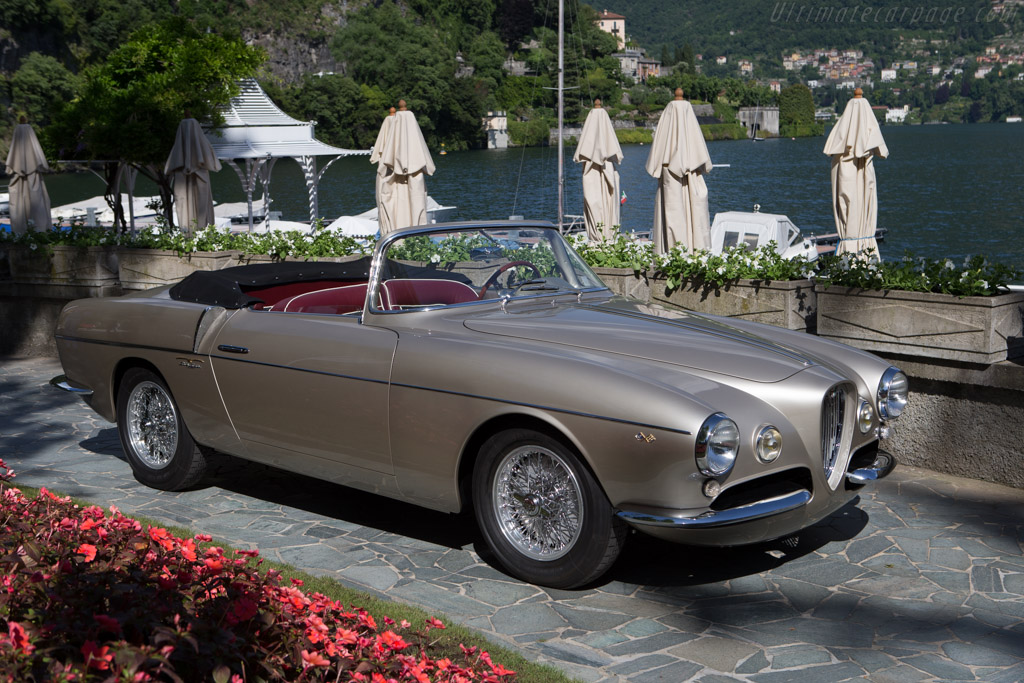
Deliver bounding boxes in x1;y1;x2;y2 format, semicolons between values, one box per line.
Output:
5;117;52;235
645;89;713;254
165;116;222;234
371;108;397;235
823;88;888;259
378;101;435;235
574;99;624;241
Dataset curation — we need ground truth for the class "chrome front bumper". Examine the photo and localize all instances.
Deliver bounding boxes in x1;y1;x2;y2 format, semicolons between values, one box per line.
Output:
50;374;93;396
617;450;896;531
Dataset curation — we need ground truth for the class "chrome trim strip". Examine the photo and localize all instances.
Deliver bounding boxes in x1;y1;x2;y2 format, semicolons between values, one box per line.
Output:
50;375;93;396
54;335;191;356
208;354;691;435
845;450;897;484
615;489;811;529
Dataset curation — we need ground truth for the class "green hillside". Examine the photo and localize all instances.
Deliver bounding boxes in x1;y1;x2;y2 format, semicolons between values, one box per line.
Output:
606;0;1008;65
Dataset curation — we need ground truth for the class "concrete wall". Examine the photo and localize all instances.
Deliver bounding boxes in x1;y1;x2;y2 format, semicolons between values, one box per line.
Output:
878;354;1024;490
737;107;780;137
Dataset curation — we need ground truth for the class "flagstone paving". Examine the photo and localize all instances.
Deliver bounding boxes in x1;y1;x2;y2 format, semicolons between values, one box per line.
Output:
3;356;1023;682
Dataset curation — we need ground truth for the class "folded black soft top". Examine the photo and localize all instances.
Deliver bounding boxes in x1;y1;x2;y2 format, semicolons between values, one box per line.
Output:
169;258;374;309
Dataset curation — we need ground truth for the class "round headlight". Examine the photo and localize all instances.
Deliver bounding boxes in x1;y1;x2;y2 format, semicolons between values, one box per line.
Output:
858;401;874;434
755;426;783;463
877;367;909;420
696;413;739;476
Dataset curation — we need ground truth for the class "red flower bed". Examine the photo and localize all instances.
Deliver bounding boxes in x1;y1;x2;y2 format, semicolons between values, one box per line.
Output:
0;461;515;682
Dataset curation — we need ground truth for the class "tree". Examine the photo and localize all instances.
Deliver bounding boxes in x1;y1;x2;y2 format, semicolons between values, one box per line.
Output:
778;83;815;126
46;18;265;230
10;52;81;126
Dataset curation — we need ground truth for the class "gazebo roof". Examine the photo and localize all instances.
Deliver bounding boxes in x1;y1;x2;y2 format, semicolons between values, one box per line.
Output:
205;79;369;159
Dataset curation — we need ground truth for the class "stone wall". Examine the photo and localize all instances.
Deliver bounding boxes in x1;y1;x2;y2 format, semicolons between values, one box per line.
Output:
877;355;1024;490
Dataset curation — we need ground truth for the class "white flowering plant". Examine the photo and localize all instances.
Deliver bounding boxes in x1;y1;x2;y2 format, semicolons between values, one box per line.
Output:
814;252;1022;297
570;234;815;290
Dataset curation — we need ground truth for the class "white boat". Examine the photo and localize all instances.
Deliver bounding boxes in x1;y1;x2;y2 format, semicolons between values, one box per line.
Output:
326;195;457;238
710;207;818;261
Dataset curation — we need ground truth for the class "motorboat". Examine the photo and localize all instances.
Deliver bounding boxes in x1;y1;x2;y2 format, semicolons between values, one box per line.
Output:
710;206;819;261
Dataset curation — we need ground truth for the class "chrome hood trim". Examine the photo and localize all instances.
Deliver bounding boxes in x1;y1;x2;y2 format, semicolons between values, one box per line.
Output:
463;298;814;383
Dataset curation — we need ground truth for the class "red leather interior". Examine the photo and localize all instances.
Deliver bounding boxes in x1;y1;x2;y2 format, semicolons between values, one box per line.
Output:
380;279;479;308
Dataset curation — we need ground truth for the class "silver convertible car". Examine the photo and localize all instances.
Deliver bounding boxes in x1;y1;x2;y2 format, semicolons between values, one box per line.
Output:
54;222;905;588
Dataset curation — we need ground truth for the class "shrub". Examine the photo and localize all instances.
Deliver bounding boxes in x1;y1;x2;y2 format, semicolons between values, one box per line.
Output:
0;461;515;682
815;252;1023;297
570;234;814;289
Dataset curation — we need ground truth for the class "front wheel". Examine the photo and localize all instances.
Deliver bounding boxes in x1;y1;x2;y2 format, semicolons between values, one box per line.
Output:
472;429;627;588
116;367;207;491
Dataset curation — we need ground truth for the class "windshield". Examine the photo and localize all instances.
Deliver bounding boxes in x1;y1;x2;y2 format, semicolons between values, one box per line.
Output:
374;226;606;311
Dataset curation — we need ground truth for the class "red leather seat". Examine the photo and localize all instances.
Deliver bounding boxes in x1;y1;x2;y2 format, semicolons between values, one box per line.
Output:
380;279;479;309
273;283;370;315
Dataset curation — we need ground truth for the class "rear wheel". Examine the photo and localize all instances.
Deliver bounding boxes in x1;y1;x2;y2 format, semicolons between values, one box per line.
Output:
116;367;206;491
473;429;626;588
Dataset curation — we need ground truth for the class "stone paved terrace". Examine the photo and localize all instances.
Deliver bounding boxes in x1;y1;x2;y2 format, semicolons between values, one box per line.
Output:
3;356;1024;682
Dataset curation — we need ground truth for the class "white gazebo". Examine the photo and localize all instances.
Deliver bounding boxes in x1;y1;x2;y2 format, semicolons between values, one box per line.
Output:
205;79;369;230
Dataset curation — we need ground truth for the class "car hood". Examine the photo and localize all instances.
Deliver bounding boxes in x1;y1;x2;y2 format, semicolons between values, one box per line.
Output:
463;297;814;383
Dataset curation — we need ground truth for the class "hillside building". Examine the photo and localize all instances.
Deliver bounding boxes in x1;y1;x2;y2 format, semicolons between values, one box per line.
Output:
595;10;626;50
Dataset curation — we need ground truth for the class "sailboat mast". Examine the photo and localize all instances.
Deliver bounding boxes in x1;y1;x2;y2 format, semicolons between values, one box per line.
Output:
557;0;565;230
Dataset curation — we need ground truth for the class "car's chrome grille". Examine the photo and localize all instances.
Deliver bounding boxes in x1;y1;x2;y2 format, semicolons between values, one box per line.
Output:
822;386;846;479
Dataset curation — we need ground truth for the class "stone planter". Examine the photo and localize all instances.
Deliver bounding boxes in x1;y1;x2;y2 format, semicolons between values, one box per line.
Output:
652;277;817;332
7;245;120;297
116;249;248;291
592;267;651;302
815;285;1024;364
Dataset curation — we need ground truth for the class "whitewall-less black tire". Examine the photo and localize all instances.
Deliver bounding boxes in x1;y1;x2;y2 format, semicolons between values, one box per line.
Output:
473;429;627;588
116;367;206;491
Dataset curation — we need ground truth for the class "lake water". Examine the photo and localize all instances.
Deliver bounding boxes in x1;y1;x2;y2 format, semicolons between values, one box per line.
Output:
40;122;1024;269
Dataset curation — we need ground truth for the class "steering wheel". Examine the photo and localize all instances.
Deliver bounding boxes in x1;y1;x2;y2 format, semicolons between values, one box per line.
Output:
479;260;542;297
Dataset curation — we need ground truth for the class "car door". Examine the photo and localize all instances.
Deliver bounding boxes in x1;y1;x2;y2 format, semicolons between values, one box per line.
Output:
209;308;398;475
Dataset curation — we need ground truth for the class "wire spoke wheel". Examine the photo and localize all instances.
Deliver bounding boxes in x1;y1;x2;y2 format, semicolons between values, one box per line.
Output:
126;381;179;469
493;445;583;561
116;368;206;491
474;429;626;588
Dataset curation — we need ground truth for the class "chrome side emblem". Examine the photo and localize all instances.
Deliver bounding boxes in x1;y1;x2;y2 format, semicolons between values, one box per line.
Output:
635;432;656;443
177;358;204;369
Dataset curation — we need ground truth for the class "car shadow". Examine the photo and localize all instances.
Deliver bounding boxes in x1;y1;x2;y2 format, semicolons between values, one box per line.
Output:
604;498;868;588
193;446;867;588
202;451;482;551
78;431;870;589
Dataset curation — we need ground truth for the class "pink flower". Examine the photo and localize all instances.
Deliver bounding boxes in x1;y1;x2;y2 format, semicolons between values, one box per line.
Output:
301;649;330;667
93;614;121;633
426;617;446;630
378;630;409;651
7;622;34;654
229;596;258;624
77;544;97;562
194;533;212;542
81;640;113;670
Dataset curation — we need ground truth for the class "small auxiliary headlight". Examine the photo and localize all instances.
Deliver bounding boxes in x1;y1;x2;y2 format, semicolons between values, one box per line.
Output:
755;426;783;463
877;367;909;420
695;413;739;477
858;401;874;434
702;479;721;498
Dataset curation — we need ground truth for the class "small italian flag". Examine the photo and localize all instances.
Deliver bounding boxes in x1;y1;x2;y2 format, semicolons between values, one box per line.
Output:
620;190;627;206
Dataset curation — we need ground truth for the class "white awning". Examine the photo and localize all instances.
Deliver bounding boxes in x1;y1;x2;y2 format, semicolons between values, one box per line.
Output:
205;79;369;159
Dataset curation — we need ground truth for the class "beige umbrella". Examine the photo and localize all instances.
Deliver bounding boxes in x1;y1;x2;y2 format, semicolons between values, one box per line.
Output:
370;107;397;235
573;99;624;241
378;100;435;235
645;89;713;254
823;88;888;259
165;116;222;234
5;117;52;235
